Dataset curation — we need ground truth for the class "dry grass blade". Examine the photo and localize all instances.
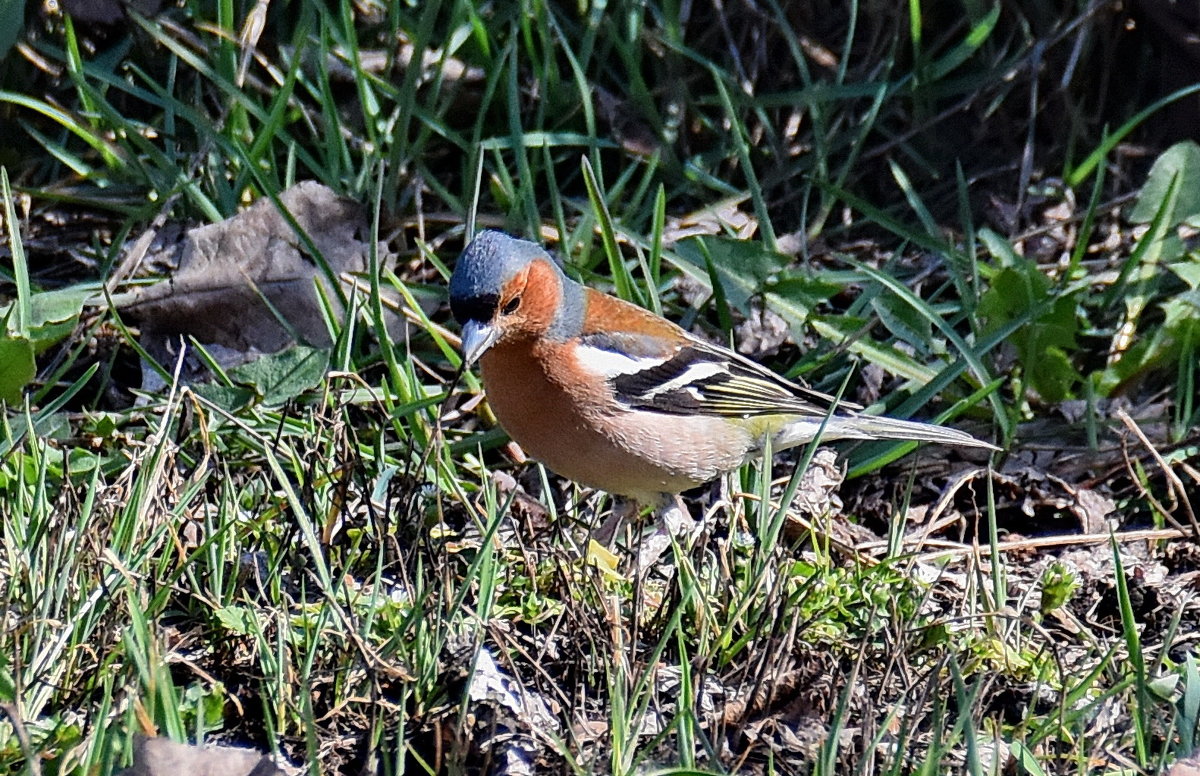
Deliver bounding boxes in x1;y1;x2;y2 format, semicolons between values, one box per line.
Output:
1117;407;1200;535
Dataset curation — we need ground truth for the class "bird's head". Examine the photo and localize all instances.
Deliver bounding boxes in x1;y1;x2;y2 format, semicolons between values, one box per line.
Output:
449;230;580;365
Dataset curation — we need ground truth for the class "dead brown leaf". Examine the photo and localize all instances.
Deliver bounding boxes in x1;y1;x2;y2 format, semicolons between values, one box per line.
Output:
117;181;391;371
120;735;288;776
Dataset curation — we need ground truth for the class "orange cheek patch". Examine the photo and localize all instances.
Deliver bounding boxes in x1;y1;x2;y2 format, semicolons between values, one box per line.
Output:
511;260;562;332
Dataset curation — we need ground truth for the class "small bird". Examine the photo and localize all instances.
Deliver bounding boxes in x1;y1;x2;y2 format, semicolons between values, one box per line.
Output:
449;230;997;524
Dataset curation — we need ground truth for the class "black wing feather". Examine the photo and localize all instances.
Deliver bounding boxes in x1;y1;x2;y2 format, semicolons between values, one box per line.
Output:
590;332;857;419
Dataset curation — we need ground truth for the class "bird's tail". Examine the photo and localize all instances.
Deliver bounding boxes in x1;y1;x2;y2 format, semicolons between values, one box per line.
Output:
774;413;1000;452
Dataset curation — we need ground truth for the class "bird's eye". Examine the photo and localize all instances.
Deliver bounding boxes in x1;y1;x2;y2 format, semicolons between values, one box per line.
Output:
501;296;521;315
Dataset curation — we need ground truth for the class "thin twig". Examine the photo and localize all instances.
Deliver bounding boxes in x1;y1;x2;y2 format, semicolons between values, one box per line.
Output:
850;527;1190;564
1116;408;1199;535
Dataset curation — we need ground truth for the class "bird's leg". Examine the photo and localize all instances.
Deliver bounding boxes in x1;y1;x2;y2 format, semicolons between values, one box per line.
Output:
633;494;699;572
592;497;640;547
705;476;734;523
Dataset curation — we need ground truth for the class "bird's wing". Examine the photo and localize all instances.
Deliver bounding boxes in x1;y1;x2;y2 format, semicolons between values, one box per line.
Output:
575;330;857;418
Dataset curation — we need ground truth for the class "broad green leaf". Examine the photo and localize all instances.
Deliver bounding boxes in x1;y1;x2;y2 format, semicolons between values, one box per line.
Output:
1008;740;1049;776
181;681;227;730
980;265;1079;352
1161;289;1200;330
763;275;840;326
26;285;92;353
870;293;933;355
194;383;256;412
1028;346;1081;404
1095;289;1200;401
0;284;92;353
0;335;35;404
672;236;789;312
977;228;1021;269
229;345;330;406
213;605;259;635
0;652;14;701
1171;256;1200;289
1130;141;1200;227
979;262;1081;400
28;286;91;327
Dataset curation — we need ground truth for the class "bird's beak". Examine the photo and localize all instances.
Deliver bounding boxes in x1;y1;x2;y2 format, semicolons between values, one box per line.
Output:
460;319;500;366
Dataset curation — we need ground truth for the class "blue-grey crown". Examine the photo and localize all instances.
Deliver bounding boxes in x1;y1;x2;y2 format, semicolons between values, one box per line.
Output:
449;230;555;323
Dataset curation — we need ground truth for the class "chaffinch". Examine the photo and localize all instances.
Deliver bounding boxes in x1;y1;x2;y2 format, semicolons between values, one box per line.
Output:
449;230;998;510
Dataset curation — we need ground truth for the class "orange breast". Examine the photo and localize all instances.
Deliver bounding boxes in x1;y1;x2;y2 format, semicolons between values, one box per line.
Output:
478;338;752;501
